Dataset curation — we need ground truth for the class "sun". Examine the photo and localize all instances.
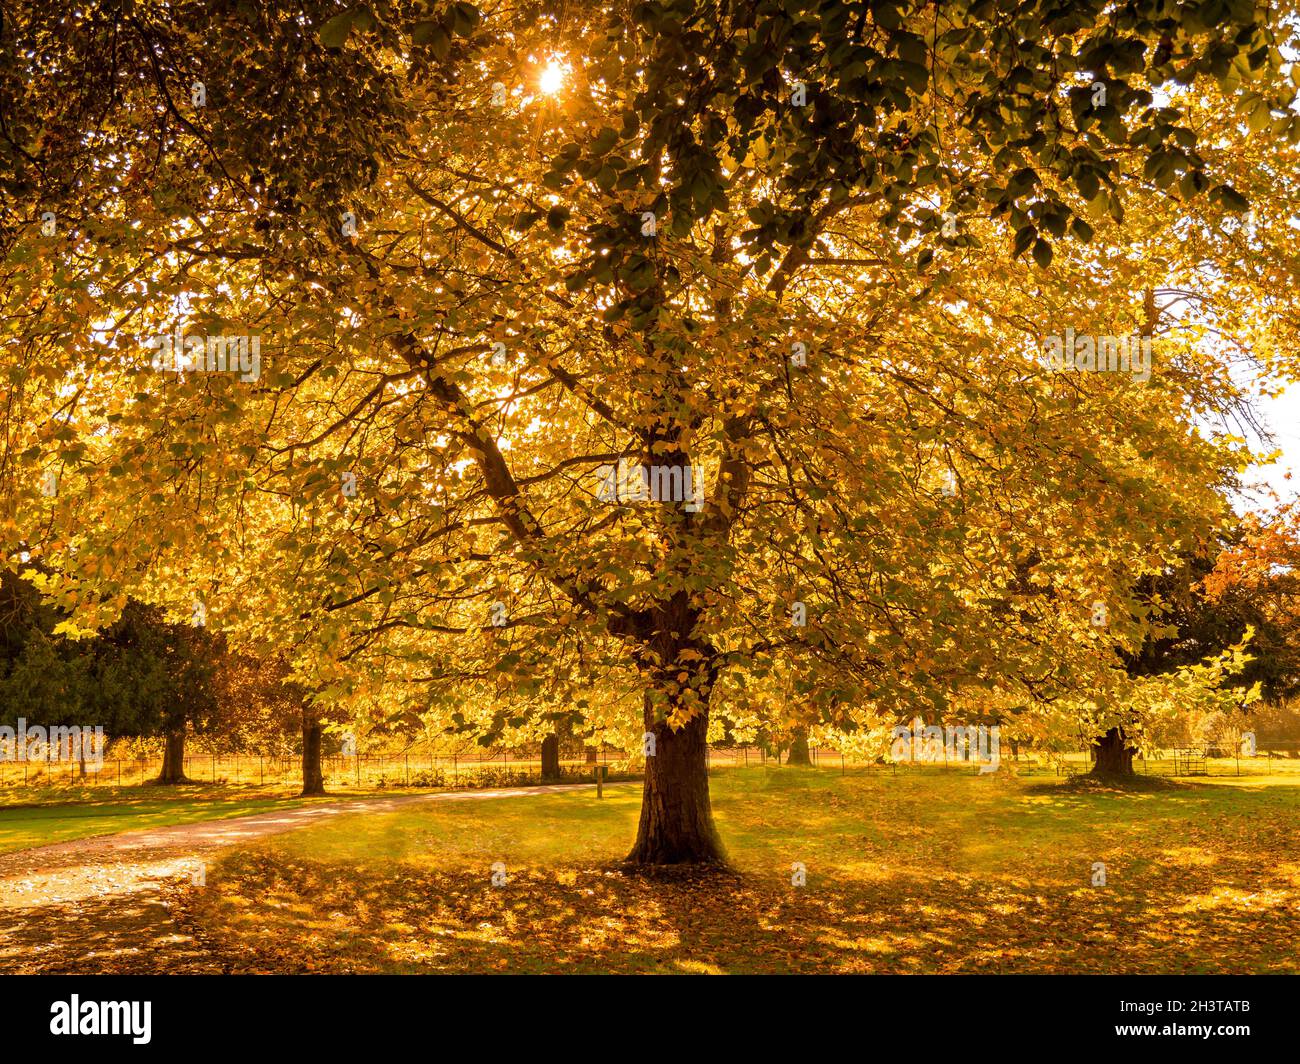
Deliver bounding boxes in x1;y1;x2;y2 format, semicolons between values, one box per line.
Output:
539;57;566;95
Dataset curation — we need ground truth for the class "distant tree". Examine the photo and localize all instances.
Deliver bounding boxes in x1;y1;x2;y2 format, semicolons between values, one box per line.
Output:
90;602;222;784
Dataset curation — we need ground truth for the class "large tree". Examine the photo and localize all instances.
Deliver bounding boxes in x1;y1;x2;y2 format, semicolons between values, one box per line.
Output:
4;0;1300;861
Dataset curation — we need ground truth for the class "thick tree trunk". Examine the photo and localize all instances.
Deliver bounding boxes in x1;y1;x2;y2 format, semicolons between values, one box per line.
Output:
786;728;812;766
540;733;561;781
301;712;325;796
155;727;189;784
626;702;726;865
1090;727;1135;777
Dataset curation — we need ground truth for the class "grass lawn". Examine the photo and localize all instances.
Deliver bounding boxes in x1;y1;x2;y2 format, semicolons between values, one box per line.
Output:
0;786;333;854
184;767;1300;974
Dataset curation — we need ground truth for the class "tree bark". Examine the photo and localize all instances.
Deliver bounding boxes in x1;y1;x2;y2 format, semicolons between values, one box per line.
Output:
155;727;190;784
626;700;726;865
786;727;812;766
1090;727;1136;777
540;733;561;781
301;711;325;796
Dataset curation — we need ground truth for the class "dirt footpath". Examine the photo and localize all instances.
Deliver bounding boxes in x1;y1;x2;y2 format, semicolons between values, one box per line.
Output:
0;784;589;973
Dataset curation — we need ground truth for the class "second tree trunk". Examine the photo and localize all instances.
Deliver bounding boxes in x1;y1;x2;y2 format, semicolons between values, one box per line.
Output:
301;713;325;796
541;733;561;781
1090;727;1136;777
156;727;189;784
785;728;812;766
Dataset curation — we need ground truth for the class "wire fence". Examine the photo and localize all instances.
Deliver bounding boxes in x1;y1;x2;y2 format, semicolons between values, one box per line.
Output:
3;742;1299;791
704;743;1300;778
0;750;631;790
1050;745;1300;778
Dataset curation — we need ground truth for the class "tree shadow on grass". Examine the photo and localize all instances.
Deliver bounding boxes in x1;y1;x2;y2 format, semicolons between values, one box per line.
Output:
178;840;1300;974
1024;775;1190;797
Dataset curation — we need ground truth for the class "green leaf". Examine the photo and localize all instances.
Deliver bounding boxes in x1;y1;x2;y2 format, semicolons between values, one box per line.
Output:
318;11;355;49
1215;184;1250;212
428;25;452;60
1012;224;1036;258
411;20;440;45
450;3;480;36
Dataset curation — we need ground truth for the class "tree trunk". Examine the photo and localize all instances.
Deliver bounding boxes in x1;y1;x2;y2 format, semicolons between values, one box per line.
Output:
585;747;598;765
156;727;189;784
541;733;561;781
301;712;325;796
786;728;812;766
626;701;726;865
1090;727;1135;777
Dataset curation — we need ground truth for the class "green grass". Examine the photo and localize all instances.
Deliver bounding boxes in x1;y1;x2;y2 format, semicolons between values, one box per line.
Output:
185;767;1300;974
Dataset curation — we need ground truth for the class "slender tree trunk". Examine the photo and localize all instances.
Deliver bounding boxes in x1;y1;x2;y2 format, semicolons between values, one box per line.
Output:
626;698;726;865
540;733;561;781
156;727;189;784
1090;727;1135;777
301;711;325;796
786;727;812;766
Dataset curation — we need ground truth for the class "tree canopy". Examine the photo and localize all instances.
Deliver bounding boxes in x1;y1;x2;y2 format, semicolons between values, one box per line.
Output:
4;0;1300;860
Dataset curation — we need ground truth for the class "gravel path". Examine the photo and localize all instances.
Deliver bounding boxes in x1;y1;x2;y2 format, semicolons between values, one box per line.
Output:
0;783;591;973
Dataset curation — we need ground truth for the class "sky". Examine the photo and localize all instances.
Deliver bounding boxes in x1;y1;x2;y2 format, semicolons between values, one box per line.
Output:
1241;383;1300;511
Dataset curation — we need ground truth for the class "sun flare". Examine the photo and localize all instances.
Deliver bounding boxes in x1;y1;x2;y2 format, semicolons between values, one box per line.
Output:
539;58;566;95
